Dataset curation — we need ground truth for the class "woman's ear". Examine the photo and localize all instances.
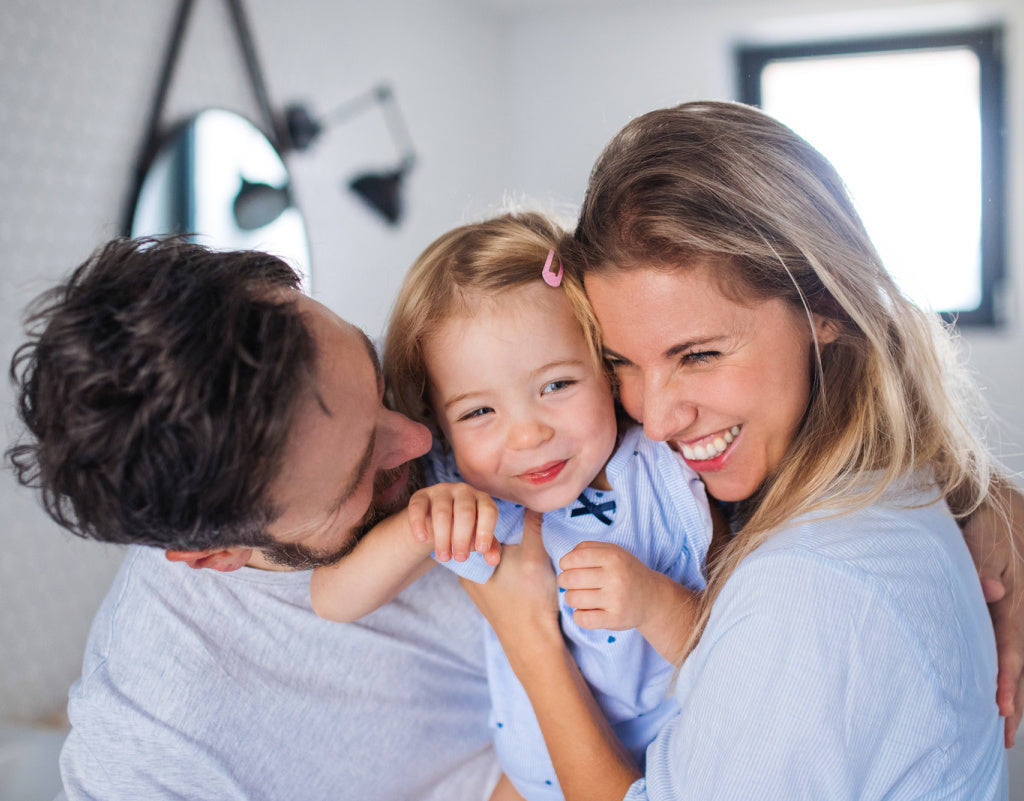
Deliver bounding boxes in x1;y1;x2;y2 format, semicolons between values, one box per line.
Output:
165;548;253;572
812;314;840;346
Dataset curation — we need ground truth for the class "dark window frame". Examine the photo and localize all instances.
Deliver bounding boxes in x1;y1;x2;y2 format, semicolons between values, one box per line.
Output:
737;27;1006;327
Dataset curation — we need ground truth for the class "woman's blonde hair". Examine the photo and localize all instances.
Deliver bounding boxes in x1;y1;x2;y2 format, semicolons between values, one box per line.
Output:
384;211;602;438
573;100;1001;659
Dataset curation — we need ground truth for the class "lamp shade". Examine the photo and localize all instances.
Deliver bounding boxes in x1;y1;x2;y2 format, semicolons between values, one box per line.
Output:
348;168;406;225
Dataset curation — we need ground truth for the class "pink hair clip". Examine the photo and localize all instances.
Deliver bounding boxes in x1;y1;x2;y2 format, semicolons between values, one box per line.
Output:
541;249;563;288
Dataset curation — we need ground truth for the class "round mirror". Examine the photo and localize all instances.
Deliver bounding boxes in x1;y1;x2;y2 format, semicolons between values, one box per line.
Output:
129;108;311;287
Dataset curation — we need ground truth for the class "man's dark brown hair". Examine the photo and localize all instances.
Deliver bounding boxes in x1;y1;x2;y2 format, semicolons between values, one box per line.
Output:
7;237;316;550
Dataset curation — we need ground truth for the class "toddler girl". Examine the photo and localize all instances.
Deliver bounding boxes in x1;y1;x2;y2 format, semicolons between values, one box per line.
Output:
310;212;712;801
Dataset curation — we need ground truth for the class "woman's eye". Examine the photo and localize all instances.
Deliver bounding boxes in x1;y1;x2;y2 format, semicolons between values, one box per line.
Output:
457;407;493;422
683;351;720;365
541;379;575;394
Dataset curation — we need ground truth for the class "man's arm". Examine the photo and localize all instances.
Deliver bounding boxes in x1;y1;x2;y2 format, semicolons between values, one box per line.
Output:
961;476;1024;746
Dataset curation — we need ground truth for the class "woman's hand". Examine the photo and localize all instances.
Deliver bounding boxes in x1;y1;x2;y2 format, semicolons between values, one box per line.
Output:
459;510;562;663
962;480;1024;747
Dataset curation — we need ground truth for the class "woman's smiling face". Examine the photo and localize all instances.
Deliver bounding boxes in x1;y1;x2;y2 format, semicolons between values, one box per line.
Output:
586;262;834;503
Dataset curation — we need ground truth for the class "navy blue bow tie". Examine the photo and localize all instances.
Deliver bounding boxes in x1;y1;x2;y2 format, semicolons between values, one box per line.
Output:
570;493;616;525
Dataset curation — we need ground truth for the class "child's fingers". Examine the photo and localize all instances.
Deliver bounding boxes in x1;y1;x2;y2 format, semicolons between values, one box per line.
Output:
558;540;609;571
431;497;454;562
482;538;502;567
572;608;629;631
474;498;499;554
562;587;604;612
450;490;479;561
557;565;604;591
406;493;431;543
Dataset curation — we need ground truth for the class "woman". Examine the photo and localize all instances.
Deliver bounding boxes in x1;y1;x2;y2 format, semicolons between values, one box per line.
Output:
461;101;1010;799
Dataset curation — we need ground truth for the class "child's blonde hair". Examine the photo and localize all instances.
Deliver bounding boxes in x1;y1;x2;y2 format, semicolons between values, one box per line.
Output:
384;211;603;438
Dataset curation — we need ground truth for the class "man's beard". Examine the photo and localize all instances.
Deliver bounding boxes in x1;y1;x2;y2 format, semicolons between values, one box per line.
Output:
259;460;425;571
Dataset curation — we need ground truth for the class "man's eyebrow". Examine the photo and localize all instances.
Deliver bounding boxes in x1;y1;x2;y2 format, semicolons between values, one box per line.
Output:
329;424;376;516
327;329;381;515
358;329;384;396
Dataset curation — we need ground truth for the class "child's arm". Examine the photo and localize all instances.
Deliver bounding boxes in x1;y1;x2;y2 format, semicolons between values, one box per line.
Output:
557;542;699;664
310;482;501;623
309;510;435;622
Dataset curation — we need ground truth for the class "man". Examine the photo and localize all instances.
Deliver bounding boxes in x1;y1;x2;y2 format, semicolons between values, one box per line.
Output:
7;238;497;800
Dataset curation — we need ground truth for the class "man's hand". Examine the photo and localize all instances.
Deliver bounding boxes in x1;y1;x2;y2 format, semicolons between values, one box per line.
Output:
407;482;501;565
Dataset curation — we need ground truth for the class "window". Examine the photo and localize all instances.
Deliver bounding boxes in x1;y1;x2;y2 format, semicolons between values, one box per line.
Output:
737;28;1005;326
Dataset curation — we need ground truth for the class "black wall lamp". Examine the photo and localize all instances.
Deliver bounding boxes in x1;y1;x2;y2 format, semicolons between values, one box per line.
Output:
128;0;417;235
283;84;417;225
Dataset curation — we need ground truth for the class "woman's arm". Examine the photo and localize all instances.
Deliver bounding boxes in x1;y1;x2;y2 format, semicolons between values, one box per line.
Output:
460;511;641;801
961;476;1024;746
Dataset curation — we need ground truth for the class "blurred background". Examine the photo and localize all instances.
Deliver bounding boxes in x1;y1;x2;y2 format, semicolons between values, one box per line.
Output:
2;0;1021;797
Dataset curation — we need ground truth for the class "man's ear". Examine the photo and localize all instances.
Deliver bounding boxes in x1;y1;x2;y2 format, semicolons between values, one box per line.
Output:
165;548;253;572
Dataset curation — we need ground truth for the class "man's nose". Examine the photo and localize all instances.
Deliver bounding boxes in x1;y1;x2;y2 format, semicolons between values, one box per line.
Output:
379;409;432;470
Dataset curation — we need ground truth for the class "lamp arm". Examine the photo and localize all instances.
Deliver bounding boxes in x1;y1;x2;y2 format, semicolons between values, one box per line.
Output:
379;86;417;166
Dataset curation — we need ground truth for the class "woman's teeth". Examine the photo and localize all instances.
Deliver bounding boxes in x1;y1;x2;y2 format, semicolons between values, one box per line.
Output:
681;426;740;461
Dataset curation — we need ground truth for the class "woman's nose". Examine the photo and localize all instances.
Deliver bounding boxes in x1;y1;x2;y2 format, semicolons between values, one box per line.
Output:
636;377;697;444
379;408;432;470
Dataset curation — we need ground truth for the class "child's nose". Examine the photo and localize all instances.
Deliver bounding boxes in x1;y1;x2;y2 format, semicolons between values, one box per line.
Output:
506;417;555;450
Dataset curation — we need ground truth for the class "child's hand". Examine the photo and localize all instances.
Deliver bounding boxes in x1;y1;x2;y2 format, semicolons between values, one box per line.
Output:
408;483;501;565
557;542;661;631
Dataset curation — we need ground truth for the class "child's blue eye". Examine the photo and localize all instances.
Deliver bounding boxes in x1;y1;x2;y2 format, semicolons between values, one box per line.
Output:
457;407;493;422
541;379;574;394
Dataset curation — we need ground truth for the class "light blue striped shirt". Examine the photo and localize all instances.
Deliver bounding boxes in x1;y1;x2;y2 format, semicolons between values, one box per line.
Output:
426;425;712;800
627;485;1007;800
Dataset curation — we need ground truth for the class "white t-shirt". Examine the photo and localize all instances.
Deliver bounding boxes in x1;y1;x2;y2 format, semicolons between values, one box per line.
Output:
58;546;499;801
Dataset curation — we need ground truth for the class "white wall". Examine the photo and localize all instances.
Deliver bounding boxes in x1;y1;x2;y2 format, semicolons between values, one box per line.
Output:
2;0;1022;794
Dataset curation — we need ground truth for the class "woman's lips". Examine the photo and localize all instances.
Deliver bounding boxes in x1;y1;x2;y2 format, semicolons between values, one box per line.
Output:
679;425;740;462
675;425;740;472
519;460;568;485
